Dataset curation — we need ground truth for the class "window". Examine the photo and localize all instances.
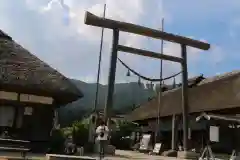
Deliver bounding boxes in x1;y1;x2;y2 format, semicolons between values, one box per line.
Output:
0;106;15;127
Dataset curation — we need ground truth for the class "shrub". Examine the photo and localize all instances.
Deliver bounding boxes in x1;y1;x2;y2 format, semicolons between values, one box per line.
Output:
49;129;66;153
72;120;89;146
49;118;91;153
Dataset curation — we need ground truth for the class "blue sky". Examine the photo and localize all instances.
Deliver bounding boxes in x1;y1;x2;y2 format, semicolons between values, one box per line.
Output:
0;0;239;85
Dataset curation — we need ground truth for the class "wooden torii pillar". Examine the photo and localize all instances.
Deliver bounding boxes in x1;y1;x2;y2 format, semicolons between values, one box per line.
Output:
84;11;210;153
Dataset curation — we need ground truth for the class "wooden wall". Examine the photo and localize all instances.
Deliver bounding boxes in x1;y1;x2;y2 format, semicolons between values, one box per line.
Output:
0;90;56;152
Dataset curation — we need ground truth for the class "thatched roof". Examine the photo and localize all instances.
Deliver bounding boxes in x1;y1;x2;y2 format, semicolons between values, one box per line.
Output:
196;112;240;124
158;74;205;91
126;71;240;121
0;30;83;104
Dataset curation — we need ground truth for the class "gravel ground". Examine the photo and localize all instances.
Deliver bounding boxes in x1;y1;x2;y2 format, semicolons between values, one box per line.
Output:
0;150;230;160
88;150;179;160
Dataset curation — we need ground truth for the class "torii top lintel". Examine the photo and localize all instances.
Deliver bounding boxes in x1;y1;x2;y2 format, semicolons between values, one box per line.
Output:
84;11;210;50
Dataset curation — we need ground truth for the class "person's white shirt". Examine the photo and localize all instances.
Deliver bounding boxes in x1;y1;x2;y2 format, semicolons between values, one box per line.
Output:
96;125;109;141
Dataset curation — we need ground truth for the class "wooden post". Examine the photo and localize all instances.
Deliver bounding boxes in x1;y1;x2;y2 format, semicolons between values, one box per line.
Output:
12;93;20;129
104;29;119;124
181;44;189;151
171;114;177;150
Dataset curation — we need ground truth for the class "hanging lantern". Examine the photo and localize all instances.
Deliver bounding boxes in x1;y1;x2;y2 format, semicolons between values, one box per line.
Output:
126;69;131;77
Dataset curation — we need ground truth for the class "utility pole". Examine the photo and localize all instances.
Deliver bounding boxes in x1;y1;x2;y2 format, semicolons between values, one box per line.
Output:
93;3;106;113
88;4;106;144
155;18;164;143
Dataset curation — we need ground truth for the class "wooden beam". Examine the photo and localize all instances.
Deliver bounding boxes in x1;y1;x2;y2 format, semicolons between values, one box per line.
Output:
85;11;210;50
117;45;183;63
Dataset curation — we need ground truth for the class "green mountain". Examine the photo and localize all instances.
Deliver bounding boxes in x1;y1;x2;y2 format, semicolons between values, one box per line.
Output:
58;79;156;127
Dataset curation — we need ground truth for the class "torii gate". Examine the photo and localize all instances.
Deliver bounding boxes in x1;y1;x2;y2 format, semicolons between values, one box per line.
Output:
84;11;210;153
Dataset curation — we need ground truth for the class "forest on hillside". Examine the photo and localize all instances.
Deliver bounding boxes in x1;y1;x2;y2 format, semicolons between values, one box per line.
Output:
58;79;160;127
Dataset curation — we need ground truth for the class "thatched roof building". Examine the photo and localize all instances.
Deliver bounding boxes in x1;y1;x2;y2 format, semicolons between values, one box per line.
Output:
0;30;83;105
0;29;84;152
126;71;240;121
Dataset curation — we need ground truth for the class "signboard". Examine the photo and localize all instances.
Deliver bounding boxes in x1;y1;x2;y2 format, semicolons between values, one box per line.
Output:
139;134;151;150
0;91;18;100
152;143;162;154
24;107;33;115
20;94;53;104
209;126;219;142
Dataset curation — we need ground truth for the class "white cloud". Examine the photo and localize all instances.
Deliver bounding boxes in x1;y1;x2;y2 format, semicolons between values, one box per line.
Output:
0;0;227;85
42;0;58;12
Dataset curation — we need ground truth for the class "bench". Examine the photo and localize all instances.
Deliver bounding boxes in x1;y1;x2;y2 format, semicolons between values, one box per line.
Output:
0;138;30;159
0;147;30;159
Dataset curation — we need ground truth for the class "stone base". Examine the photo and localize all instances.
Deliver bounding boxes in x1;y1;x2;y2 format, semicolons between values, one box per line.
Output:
105;145;116;155
76;147;84;156
177;151;200;159
162;150;177;157
93;143;116;155
46;154;96;160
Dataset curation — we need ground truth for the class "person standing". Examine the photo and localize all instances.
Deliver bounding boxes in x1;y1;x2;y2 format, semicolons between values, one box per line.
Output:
96;120;109;159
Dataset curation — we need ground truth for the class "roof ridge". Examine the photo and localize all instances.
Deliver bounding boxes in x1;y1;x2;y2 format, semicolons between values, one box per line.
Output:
0;30;12;40
198;70;240;85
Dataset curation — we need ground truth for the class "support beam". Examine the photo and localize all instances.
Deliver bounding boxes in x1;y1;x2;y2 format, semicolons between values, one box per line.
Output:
181;44;189;151
117;45;183;63
12;93;20;128
171;114;178;150
104;29;119;124
85;12;210;50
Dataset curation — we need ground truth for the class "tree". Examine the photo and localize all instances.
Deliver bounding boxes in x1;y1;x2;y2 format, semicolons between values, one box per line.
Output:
71;120;89;146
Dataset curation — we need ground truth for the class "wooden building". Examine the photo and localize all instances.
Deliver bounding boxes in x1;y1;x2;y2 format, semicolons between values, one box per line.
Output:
125;71;240;153
0;30;83;151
